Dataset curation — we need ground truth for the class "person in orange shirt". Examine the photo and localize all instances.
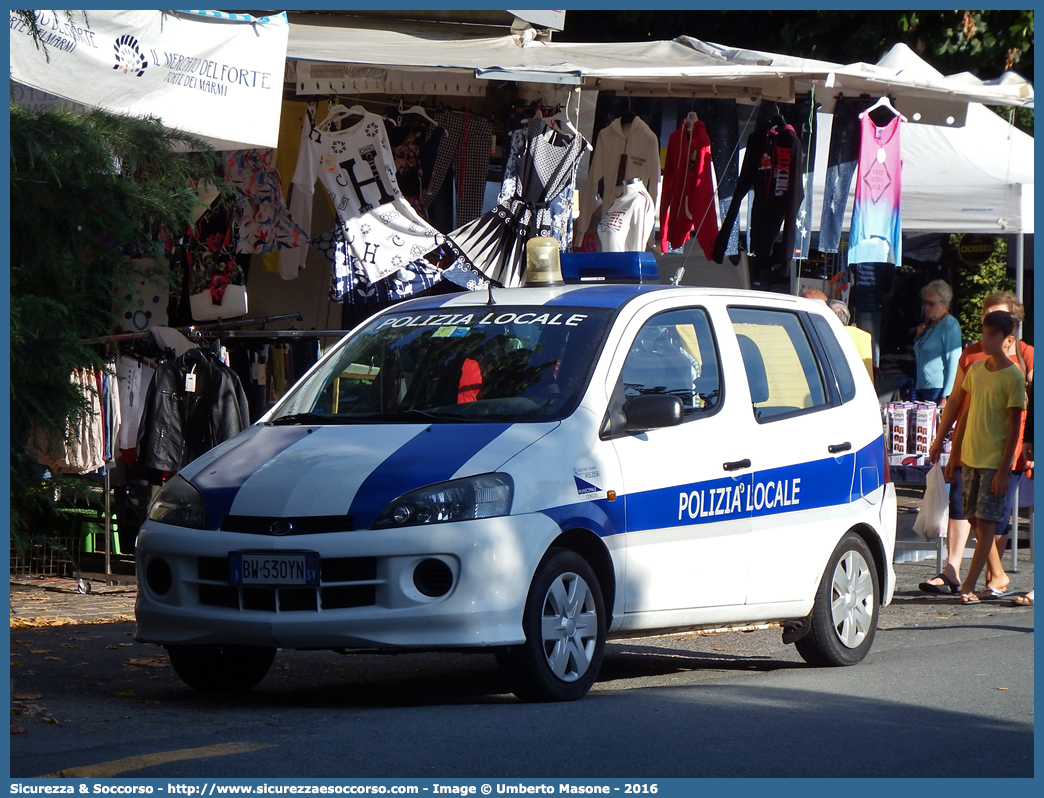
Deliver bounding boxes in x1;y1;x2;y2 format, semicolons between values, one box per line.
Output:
923;292;1032;595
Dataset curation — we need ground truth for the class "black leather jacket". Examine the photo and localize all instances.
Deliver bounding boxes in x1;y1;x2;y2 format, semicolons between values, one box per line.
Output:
136;349;250;473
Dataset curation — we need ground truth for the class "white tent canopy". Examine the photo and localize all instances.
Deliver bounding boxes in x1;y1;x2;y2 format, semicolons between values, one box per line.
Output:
286;18;1033;113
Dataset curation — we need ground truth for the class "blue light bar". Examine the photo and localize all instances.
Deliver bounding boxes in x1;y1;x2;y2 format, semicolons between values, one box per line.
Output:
560;252;659;284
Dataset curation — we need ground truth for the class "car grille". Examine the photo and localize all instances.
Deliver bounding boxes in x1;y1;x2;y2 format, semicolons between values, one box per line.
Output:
196;556;377;611
220;515;354;535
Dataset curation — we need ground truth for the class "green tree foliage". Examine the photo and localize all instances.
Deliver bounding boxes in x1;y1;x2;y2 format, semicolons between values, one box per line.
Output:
9;103;221;540
947;235;1015;341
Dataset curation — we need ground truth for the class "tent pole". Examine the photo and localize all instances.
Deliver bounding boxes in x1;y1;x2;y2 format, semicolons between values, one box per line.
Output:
1011;229;1025;572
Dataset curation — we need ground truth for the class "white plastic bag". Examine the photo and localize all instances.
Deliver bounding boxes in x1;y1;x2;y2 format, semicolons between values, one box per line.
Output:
913;461;950;540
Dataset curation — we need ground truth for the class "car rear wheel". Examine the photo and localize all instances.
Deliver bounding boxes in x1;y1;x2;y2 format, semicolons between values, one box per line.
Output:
167;644;276;692
795;532;880;667
499;549;606;702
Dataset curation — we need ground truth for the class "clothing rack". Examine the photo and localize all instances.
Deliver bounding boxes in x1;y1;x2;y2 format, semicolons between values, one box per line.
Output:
82;313;305;345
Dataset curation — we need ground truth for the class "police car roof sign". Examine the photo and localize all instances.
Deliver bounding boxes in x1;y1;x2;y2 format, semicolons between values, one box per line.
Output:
10;10;289;151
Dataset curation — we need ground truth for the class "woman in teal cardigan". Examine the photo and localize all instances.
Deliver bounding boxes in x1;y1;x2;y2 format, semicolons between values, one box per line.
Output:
912;279;963;406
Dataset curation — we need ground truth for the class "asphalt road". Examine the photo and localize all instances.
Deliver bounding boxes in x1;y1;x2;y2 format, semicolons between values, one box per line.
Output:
8;558;1034;779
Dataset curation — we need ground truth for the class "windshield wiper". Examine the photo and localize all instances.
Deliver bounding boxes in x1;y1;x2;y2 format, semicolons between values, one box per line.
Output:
268;412;341;426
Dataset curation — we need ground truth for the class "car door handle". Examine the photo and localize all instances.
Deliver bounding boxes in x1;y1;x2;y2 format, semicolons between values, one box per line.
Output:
723;459;751;472
828;441;852;454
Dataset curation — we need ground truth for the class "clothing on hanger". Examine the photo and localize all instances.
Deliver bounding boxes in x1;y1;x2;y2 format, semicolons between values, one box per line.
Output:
660;117;718;258
281;102;319;280
848;112;902;265
575;114;661;245
712;117;804;273
290;109;444;286
135;348;250;475
385;113;444;218
312;224;443;305
422;108;494;228
449;119;587;287
498;118;588;253
225;149;309;255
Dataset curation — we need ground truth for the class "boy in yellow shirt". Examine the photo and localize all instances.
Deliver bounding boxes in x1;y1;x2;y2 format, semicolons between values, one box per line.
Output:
945;311;1027;604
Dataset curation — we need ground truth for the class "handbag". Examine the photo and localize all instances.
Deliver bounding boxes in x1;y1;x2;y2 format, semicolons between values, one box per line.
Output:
913;461;950;540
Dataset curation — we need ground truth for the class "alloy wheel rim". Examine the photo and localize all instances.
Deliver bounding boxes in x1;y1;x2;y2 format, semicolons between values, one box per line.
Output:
829;549;874;648
540;572;598;682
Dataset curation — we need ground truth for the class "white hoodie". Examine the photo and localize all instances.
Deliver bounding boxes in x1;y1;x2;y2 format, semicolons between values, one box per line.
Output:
575;115;661;244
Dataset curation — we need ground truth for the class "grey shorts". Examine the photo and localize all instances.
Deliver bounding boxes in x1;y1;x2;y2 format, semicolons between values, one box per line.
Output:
962;466;1008;523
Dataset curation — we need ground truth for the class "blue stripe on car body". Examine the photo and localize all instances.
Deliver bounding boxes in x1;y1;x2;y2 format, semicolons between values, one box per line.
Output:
347;423;514;529
539;436;884;538
183;425;315;529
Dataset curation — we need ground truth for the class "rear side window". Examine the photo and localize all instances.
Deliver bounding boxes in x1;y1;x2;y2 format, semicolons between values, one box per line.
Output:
728;307;827;422
809;314;857;403
620;307;721;417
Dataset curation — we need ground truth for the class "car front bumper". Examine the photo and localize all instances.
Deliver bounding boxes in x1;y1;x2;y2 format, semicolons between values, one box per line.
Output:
134;513;563;650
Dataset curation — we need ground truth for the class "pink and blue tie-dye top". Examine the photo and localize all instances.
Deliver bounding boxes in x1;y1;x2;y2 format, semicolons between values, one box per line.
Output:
848;113;902;265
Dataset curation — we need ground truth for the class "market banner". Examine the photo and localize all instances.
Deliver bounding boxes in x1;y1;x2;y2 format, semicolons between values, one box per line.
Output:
10;9;289;150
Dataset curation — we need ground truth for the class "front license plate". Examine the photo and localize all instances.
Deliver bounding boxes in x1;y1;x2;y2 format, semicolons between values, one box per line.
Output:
229;552;319;586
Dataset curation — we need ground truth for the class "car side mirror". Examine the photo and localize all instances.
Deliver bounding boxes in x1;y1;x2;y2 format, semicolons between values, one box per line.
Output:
623;394;684;432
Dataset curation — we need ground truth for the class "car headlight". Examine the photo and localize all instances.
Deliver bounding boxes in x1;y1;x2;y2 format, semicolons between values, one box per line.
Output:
147;475;206;529
372;473;513;529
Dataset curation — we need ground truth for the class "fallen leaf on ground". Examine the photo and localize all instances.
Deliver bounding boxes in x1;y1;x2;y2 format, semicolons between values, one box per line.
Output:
115;690;136;697
43;657;61;661
28;649;52;654
13;694;42;701
11;727;28;734
124;657;169;669
60;644;80;649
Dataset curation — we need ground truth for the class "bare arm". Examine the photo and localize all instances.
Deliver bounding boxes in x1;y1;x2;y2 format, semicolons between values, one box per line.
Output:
991;407;1023;496
930;365;967;463
945;405;970;483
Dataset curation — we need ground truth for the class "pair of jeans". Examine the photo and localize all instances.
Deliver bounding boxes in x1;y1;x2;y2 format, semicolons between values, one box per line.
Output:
819;98;873;253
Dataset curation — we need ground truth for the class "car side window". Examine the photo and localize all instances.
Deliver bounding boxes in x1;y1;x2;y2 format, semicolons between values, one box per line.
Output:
809;314;857;404
620;307;720;416
728;307;828;422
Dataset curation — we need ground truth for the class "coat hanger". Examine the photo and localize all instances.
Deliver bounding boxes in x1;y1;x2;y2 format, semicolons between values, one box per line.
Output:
860;95;907;122
541;91;593;150
685;110;699;127
398;98;437;127
316;103;367;132
619;95;637;125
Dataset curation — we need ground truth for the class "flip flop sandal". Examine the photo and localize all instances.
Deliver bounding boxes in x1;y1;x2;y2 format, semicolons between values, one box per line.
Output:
960;592;981;605
977;587;1016;600
919;574;960;594
1010;594;1034;607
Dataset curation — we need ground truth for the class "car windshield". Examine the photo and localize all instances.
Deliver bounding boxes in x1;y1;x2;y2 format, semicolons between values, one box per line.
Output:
270;306;613;423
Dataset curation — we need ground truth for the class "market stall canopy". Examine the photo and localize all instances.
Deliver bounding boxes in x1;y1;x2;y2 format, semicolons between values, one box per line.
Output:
286;17;1033;115
10;9;289;150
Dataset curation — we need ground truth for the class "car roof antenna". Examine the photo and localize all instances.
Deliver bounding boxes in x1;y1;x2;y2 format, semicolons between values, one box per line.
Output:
486;280;496;306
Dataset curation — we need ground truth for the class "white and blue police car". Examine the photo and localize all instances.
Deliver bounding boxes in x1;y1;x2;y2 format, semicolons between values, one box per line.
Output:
135;256;897;701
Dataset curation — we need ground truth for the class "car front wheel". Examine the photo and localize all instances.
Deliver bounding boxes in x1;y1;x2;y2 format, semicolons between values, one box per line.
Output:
499;549;606;702
795;532;880;667
167;644;276;692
